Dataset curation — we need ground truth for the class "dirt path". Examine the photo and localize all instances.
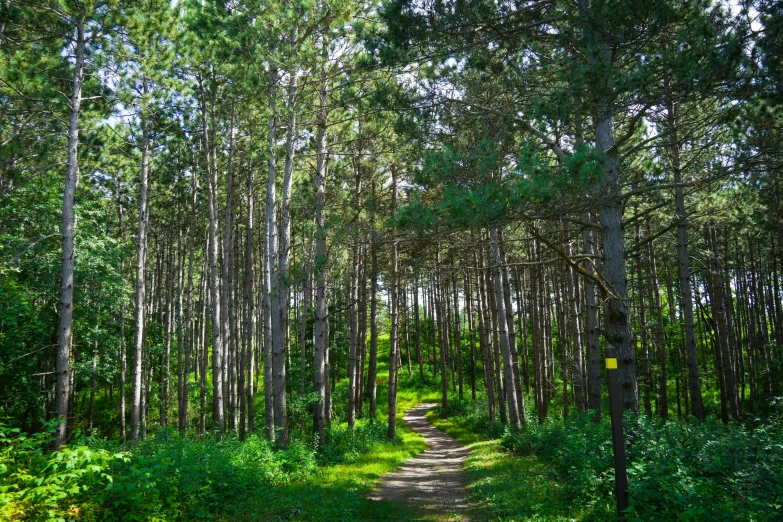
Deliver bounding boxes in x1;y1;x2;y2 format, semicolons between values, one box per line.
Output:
369;403;470;520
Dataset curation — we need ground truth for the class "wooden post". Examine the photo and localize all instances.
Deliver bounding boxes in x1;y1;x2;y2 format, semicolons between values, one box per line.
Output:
606;345;629;518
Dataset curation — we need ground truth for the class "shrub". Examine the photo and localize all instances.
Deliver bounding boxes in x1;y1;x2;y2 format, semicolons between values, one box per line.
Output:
97;431;319;520
497;411;783;521
432;398;506;439
0;423;126;521
318;421;396;465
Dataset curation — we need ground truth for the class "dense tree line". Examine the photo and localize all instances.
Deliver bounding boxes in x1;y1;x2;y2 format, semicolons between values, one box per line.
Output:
1;0;782;455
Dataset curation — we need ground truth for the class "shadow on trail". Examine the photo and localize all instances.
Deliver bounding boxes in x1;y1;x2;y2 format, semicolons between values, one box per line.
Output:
369;403;471;521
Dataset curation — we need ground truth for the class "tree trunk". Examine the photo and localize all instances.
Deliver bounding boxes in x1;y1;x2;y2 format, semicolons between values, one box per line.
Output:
499;230;524;419
475;248;495;420
581;215;602;418
567;242;585;412
388;169;400;439
266;65;282;441
131;101;151;443
199;256;208;434
465;272;477;400
222;109;237;431
54;18;85;450
240;159;255;439
414;274;423;380
348;246;359;429
313;40;329;441
666;97;705;420
203;87;224;432
368;184;379;420
278;26;299;437
163;228;174;427
490;227;521;428
452;276;463;399
180;170;197;432
579;2;638;413
436;251;448;412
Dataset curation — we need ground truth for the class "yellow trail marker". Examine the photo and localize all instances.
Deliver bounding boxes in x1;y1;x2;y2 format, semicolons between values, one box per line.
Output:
606;358;617;370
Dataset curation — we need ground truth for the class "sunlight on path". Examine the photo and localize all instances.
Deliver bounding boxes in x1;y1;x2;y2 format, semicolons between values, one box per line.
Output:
370;403;471;521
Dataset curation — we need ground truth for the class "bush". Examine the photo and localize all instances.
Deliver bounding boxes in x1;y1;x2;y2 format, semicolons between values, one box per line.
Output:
432;398;506;440
1;416;407;520
318;421;397;465
97;431;319;520
498;411;783;521
0;423;126;521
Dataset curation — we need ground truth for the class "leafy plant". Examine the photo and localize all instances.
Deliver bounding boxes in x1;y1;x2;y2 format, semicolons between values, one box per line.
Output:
0;422;126;521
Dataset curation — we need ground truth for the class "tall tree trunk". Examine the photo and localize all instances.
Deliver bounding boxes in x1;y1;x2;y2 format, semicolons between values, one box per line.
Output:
514;266;531;394
199;255;208;434
163;228;174;427
54;18;85;450
300;236;313;396
357;247;367;414
414;274;423;380
404;285;412;377
452;276;463;399
581;215;602;418
666;96;705;420
313;40;329;441
278;27;299;438
499;230;524;419
388;168;400;439
222;109;237;431
490;227;521;428
131;105;151;443
465;272;477;400
475;248;495;420
241;160;255;439
530;234;544;420
579;2;638;413
368;183;379;419
348;246;359;429
567;242;585;412
119;279;126;441
203;87;225;432
266;66;282;441
175;217;185;431
180;171;197;432
436;251;448;412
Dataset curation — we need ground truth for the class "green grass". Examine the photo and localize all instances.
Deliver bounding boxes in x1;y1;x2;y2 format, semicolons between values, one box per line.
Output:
266;339;443;521
428;412;604;522
228;336;441;520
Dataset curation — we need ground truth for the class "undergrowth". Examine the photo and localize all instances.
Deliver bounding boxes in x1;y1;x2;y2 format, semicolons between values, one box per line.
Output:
1;337;434;521
432;396;783;521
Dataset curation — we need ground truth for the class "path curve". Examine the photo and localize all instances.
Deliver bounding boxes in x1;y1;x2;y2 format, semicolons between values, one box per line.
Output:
370;403;470;520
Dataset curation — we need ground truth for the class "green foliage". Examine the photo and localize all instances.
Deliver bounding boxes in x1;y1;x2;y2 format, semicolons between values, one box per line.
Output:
498;411;783;521
97;431;319;521
431;394;783;521
432;398;505;440
0;411;416;521
318;422;399;465
0;422;127;522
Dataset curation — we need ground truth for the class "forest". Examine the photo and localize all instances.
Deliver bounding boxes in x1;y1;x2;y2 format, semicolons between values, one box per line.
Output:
1;0;782;520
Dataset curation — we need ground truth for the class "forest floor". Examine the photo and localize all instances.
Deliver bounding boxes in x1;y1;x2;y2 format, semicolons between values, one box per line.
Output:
370;403;471;521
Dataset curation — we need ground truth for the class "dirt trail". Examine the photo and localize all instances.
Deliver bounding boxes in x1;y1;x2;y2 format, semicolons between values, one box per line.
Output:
369;403;470;520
